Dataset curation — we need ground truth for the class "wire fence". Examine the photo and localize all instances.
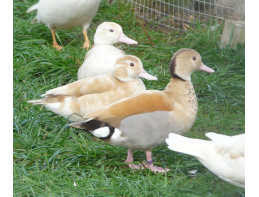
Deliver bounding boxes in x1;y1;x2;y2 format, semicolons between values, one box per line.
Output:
125;0;245;31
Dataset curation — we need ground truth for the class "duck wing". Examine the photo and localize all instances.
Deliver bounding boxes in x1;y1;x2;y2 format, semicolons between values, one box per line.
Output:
43;75;118;97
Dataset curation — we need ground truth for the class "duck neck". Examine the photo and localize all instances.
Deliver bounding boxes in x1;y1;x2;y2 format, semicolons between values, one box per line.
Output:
165;78;198;112
171;73;187;82
114;76;135;82
94;42;113;46
165;78;198;130
164;78;192;92
94;36;115;46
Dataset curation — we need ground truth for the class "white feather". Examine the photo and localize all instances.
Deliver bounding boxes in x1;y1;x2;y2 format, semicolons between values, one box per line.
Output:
92;127;110;138
166;132;245;188
77;22;137;79
44;97;84;122
27;3;39;13
110;128;126;145
78;45;124;79
27;0;101;29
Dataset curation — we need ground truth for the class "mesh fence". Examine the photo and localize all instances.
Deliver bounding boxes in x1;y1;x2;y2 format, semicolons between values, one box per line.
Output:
125;0;245;30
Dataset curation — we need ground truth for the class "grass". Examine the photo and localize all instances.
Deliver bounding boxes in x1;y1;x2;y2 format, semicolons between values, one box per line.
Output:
14;0;245;196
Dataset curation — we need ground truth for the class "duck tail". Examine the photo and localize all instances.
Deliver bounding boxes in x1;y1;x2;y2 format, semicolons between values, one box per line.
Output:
166;133;213;159
27;98;45;105
27;95;66;105
26;3;39;13
70;119;115;140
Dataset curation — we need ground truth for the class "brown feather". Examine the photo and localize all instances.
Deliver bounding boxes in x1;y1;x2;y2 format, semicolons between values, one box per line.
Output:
28;95;66;105
170;48;193;80
84;90;173;121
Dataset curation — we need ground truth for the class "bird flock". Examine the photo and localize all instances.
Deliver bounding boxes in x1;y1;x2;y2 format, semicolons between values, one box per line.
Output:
26;0;245;189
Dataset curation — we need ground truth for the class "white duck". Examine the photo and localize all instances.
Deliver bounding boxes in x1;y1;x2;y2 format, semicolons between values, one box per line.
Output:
77;22;138;80
27;0;101;50
166;132;245;188
28;55;157;122
70;49;215;172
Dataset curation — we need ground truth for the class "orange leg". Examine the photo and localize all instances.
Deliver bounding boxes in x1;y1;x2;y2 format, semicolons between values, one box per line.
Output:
82;29;90;49
51;28;62;50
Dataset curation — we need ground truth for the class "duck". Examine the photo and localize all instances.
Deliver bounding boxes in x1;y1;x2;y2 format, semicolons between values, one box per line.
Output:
166;132;245;188
77;22;138;80
28;55;157;122
69;49;215;172
26;0;101;50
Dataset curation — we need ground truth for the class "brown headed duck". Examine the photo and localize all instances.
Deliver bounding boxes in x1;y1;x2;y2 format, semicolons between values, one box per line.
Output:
70;49;215;172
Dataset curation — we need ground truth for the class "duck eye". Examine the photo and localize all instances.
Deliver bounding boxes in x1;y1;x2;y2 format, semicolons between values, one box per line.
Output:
130;63;134;67
110;29;114;32
192;57;196;61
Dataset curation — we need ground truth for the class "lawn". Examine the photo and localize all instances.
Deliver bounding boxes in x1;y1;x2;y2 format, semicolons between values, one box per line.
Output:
13;0;245;196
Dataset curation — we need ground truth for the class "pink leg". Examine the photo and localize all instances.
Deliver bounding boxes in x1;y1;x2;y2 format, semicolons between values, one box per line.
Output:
144;151;170;173
125;149;133;163
125;149;142;170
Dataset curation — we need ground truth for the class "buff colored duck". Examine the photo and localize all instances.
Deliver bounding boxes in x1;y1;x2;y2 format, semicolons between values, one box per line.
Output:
70;49;215;172
77;22;138;79
28;55;157;122
27;0;101;50
166;132;245;188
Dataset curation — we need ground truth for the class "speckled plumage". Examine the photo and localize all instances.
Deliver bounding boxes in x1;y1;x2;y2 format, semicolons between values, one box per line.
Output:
71;49;215;172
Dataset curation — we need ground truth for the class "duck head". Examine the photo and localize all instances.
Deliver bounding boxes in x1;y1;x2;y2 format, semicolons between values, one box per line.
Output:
113;55;158;81
170;49;215;81
94;22;138;45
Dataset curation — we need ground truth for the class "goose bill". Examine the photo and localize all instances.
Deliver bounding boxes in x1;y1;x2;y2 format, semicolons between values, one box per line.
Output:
118;33;138;44
199;62;215;73
137;70;158;80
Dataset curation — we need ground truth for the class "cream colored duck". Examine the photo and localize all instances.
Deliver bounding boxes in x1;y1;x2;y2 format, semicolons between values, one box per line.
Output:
77;22;138;79
27;0;101;50
70;49;215;173
166;132;245;188
28;55;157;122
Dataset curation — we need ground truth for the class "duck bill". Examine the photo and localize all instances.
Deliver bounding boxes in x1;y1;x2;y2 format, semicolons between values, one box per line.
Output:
199;62;215;73
118;33;138;44
137;70;158;80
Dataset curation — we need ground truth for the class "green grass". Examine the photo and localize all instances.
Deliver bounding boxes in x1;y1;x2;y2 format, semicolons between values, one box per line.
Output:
14;0;245;196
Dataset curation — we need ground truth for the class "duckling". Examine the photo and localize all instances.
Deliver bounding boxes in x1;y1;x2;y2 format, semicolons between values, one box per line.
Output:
70;49;215;172
166;132;245;188
77;22;138;79
28;55;157;122
27;0;101;50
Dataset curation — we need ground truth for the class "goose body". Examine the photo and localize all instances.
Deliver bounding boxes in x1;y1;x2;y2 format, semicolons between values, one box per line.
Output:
78;22;138;79
70;49;215;172
78;45;126;78
27;0;101;49
166;132;245;188
28;55;157;122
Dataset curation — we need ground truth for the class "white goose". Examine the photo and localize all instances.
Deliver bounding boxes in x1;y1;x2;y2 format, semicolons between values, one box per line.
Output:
166;132;245;188
77;22;138;79
27;0;101;50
